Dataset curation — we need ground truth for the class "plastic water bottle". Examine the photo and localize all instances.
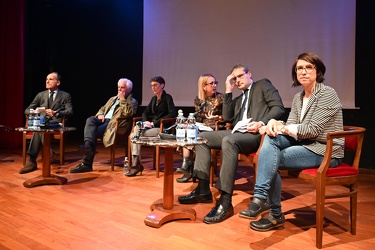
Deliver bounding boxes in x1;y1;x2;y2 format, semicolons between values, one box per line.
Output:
123;156;129;175
186;113;197;142
28;109;34;129
176;110;186;142
33;110;40;130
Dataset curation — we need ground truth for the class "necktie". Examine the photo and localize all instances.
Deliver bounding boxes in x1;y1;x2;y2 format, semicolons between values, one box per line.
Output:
105;99;119;119
239;89;249;120
48;91;54;109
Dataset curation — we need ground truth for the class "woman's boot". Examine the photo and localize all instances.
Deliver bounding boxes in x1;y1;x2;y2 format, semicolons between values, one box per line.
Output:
176;164;195;183
176;157;193;173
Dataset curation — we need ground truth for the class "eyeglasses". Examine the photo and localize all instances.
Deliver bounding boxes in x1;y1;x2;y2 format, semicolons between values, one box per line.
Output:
150;83;160;88
295;65;315;73
234;73;246;81
207;81;218;86
118;86;126;89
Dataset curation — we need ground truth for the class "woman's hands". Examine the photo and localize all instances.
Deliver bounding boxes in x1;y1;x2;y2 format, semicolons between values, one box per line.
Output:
261;119;284;136
205;110;219;120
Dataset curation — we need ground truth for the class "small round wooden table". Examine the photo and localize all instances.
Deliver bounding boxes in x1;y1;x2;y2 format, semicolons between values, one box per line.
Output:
132;136;207;228
16;127;76;188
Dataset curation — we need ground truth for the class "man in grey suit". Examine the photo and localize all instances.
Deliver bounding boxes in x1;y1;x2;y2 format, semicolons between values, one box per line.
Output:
178;64;285;224
21;72;73;174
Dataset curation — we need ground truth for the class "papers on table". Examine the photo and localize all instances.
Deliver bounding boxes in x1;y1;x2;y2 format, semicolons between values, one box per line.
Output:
196;122;213;132
231;118;252;134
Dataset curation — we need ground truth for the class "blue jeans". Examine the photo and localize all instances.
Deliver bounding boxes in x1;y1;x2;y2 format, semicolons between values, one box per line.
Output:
254;134;341;216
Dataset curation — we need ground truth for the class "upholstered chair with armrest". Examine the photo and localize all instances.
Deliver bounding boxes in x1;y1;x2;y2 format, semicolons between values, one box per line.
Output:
282;125;366;249
97;117;133;171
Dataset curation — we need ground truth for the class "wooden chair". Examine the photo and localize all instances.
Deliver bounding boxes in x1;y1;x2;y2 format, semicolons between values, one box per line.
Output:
254;126;365;249
97;117;133;171
23;115;66;166
127;117;176;177
210;120;261;187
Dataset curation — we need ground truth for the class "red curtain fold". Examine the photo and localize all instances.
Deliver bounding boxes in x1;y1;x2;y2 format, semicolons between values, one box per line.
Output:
0;0;25;148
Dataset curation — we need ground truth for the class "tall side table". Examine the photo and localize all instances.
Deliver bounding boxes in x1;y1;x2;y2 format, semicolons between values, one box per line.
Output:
15;127;76;188
132;136;207;228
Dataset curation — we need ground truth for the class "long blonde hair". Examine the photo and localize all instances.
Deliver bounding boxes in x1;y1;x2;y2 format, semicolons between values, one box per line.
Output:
197;73;216;101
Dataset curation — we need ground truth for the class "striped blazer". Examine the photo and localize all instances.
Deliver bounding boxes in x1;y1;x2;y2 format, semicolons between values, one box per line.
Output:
287;82;344;158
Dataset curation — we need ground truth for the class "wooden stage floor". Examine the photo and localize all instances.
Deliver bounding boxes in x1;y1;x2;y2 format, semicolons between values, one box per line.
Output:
0;139;375;249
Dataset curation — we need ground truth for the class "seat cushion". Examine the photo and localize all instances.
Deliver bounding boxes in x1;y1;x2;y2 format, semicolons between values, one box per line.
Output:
301;163;359;177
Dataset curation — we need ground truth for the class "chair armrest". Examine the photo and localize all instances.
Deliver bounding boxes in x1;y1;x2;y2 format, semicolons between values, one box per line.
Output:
215;120;232;131
159;118;176;132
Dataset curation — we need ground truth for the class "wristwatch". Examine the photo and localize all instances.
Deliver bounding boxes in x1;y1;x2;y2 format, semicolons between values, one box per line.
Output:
280;125;286;134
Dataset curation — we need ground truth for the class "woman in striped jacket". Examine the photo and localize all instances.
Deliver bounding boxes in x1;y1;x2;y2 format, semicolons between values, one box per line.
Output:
240;52;344;232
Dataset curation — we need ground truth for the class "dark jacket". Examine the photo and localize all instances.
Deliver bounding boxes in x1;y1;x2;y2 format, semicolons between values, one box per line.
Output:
142;90;177;127
222;78;285;128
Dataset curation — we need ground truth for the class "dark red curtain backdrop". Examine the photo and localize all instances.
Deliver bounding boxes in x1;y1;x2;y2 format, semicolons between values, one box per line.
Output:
0;0;24;148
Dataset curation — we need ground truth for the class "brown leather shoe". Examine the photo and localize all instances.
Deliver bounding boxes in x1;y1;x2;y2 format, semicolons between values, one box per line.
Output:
19;162;37;174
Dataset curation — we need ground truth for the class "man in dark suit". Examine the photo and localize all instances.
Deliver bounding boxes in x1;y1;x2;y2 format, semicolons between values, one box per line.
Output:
178;64;285;224
21;72;73;174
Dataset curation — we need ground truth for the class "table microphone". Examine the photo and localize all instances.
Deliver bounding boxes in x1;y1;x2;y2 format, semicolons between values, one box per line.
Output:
41;101;66;128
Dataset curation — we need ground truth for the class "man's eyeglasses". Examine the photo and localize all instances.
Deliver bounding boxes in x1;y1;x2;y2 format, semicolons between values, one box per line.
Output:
233;73;246;81
207;81;218;86
295;65;315;73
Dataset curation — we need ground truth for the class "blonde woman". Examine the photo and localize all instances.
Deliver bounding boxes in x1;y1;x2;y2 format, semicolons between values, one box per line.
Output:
176;74;224;183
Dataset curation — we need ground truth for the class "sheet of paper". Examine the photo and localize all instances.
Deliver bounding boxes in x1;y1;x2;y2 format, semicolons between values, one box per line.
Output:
231;118;252;134
196;122;213;132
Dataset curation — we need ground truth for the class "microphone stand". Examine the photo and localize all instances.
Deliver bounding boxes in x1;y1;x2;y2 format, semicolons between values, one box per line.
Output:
40;101;66;128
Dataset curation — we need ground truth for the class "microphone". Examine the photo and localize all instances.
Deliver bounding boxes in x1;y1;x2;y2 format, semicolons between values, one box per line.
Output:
41;101;66;127
163;124;177;133
132;121;145;139
193;101;206;116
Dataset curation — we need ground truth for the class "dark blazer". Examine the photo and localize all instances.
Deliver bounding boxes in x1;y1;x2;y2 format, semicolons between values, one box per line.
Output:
142;90;177;128
24;89;73;123
222;78;285;128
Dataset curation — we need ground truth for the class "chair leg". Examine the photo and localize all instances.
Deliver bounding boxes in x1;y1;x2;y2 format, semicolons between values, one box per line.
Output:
110;145;115;171
128;136;132;167
60;133;64;166
23;134;27;165
315;186;325;249
350;184;358;235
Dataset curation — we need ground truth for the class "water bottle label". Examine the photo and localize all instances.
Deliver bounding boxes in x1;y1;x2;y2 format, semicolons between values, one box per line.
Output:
187;128;196;140
176;128;185;138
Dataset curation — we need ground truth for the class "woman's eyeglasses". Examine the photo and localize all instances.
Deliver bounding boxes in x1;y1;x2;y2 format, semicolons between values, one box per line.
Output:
295;65;315;73
207;81;218;86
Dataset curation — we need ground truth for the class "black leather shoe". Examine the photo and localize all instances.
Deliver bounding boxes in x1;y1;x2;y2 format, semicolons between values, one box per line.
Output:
239;197;270;219
178;189;213;204
203;203;234;224
70;163;93;173
250;213;285;231
78;144;94;157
